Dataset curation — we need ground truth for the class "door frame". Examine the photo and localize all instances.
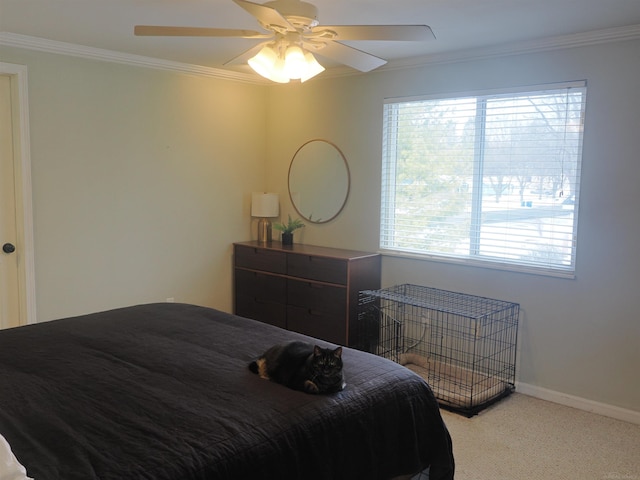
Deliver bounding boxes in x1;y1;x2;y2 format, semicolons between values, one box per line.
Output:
1;62;36;325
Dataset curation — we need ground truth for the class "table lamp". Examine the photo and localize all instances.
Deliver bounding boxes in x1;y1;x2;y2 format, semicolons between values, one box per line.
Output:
251;193;279;243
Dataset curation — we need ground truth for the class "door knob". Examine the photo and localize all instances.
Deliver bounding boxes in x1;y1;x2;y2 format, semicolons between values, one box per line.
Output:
2;243;15;254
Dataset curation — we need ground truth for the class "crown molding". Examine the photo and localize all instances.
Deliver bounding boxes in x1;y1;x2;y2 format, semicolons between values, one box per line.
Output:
383;24;640;71
0;32;265;84
2;24;640;83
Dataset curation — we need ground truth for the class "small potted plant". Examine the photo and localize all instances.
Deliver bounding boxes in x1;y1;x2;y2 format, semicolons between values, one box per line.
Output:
274;215;305;245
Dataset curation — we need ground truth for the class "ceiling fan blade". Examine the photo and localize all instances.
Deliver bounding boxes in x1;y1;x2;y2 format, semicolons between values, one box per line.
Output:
233;0;296;33
311;25;435;42
223;41;270;66
315;42;387;72
134;25;271;38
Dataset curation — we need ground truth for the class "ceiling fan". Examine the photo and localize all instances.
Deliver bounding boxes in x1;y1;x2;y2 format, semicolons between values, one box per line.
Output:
134;0;435;83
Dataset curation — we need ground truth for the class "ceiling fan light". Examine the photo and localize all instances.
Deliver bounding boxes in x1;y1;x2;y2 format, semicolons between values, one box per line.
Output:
270;58;290;83
248;45;277;77
248;45;289;83
300;51;325;82
284;45;306;79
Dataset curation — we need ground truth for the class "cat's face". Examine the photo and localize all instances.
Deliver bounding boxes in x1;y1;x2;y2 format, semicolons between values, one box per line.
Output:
312;346;343;376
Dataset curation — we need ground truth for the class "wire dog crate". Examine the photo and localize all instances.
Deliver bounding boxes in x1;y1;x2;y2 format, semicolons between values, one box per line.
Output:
354;284;520;416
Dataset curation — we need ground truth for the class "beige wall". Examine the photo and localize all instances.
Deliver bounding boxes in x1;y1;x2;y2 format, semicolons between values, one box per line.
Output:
266;40;640;413
1;47;267;320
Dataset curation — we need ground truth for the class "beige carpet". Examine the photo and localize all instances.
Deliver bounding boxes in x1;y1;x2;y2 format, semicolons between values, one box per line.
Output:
440;393;640;480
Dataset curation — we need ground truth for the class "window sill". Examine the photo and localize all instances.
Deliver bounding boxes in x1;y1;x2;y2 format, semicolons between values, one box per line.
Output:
379;248;576;279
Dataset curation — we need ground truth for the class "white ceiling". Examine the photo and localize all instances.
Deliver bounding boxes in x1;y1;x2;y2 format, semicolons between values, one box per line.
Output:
2;0;640;79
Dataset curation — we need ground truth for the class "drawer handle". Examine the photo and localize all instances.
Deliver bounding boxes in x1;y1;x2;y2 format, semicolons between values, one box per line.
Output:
308;309;323;316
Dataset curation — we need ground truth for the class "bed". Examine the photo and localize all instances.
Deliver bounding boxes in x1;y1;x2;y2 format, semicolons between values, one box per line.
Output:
0;303;454;480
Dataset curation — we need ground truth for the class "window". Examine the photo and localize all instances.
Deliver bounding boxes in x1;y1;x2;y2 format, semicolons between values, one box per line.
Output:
381;82;586;277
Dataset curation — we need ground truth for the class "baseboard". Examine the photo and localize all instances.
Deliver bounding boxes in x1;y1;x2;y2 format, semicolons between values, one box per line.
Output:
516;382;640;425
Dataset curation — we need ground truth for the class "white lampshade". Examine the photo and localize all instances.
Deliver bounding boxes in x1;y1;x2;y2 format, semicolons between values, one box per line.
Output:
248;46;290;84
248;45;277;78
251;193;279;218
270;58;290;83
300;51;325;82
284;45;306;79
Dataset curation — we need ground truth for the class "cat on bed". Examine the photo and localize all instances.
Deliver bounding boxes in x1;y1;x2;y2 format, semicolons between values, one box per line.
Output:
249;341;346;394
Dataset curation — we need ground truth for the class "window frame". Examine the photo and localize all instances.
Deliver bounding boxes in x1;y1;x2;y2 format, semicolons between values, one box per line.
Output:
380;81;587;278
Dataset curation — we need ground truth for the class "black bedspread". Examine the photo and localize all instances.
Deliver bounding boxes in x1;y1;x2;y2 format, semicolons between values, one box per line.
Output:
0;303;454;480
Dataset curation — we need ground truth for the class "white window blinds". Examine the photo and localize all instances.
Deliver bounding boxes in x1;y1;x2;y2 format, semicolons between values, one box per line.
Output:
381;82;586;276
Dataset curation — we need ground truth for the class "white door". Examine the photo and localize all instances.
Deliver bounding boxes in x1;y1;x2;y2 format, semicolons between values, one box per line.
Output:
0;64;36;329
0;74;21;329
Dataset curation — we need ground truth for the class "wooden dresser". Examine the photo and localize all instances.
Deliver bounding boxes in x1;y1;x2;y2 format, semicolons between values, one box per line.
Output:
233;241;381;346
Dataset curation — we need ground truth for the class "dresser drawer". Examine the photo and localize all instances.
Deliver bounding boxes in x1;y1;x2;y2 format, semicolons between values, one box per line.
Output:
287;305;345;345
287;279;346;317
235;244;286;274
287;254;347;284
236;294;287;329
235;269;286;303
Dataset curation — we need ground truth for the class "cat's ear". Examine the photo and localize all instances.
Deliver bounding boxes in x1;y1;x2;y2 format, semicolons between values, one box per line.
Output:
314;345;322;356
333;347;343;358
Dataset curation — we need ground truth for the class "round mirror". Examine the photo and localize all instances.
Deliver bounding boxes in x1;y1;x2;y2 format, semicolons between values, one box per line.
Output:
288;139;350;224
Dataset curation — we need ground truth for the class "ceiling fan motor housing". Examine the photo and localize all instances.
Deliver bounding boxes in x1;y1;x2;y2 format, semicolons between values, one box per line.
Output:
265;0;319;29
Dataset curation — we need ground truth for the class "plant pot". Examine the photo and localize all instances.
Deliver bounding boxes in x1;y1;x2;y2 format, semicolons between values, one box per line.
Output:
281;232;293;245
